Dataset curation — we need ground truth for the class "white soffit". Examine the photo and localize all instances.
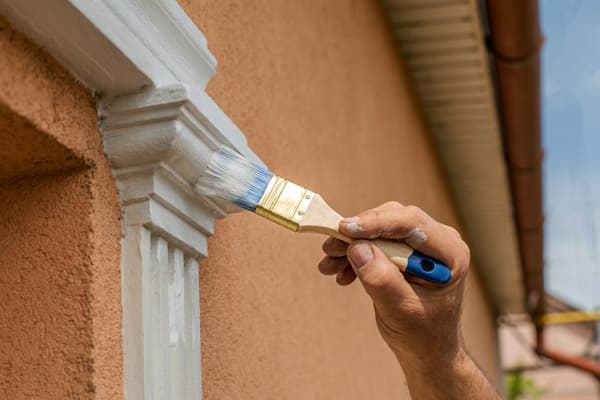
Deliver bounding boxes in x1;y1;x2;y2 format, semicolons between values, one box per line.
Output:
384;0;525;313
0;0;260;398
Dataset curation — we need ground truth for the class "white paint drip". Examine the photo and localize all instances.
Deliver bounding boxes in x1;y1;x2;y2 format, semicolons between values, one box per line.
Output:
405;227;428;249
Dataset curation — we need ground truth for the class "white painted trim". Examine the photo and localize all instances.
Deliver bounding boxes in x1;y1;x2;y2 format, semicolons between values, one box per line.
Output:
0;0;216;95
0;1;260;398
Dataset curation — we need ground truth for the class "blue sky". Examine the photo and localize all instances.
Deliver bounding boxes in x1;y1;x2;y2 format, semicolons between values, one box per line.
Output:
542;0;600;309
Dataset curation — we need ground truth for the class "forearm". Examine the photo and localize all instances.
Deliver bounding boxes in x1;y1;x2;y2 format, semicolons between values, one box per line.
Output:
397;348;502;400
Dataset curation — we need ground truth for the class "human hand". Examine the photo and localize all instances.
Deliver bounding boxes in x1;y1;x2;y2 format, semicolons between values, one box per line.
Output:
318;201;470;370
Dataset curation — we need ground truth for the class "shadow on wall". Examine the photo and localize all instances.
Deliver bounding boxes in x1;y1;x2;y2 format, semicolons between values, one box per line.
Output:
0;102;85;183
0;101;96;398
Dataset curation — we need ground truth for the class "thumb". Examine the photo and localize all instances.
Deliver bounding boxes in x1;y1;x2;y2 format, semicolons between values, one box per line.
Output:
347;241;413;305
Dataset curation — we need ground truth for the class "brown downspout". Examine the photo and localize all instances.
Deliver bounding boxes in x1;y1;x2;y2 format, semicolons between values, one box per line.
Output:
486;0;600;378
486;0;544;316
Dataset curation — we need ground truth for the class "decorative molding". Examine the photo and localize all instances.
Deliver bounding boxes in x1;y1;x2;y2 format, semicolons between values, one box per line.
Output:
102;84;252;399
0;0;261;398
101;84;241;258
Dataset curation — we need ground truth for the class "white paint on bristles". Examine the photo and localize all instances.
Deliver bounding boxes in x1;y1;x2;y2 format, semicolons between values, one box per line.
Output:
196;147;273;210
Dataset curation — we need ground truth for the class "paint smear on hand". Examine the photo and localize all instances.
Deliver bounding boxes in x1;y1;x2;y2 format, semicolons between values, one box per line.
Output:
345;222;363;233
341;217;363;233
405;227;427;249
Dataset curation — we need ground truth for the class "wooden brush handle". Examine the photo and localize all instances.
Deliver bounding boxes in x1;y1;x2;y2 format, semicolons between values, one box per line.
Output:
298;194;451;284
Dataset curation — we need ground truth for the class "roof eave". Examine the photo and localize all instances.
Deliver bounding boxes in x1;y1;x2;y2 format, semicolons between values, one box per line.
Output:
383;0;526;313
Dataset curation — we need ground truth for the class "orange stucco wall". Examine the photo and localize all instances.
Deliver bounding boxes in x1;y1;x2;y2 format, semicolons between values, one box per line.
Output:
179;0;501;398
0;17;122;400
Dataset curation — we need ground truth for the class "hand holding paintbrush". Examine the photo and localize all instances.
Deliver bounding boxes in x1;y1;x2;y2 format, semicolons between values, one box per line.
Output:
196;147;451;284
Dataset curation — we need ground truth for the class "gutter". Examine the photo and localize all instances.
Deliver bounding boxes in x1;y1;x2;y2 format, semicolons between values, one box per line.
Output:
486;0;600;378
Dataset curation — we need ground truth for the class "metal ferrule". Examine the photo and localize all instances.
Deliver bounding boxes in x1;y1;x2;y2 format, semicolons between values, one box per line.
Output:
256;176;314;231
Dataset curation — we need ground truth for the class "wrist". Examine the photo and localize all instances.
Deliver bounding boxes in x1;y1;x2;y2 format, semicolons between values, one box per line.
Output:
376;311;463;369
397;346;501;400
394;342;467;379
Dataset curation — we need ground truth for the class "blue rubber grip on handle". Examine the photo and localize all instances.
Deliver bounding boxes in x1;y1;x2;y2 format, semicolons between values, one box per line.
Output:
405;250;452;284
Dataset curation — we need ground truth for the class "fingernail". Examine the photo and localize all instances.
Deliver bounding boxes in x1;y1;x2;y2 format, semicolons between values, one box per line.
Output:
348;243;373;268
340;217;362;233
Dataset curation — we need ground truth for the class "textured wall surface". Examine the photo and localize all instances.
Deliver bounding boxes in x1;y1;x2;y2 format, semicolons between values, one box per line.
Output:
178;0;501;398
0;17;122;399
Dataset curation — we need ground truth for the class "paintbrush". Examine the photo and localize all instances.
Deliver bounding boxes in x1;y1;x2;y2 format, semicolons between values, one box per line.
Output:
196;147;451;284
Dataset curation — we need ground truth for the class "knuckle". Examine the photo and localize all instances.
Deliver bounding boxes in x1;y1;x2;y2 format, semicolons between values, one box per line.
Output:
404;205;426;224
362;210;384;234
462;241;470;262
450;241;470;277
459;241;471;270
382;201;404;209
371;209;383;220
445;225;463;241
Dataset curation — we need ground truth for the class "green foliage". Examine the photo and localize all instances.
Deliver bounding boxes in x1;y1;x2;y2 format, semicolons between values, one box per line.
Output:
505;370;545;400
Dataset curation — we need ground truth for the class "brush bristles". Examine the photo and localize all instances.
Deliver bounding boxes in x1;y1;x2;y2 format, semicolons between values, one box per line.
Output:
196;147;273;211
